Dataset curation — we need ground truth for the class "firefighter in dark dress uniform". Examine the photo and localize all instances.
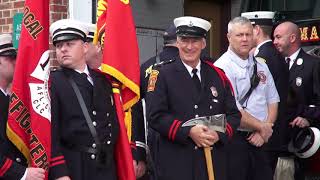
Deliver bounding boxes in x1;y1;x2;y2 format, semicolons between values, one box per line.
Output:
146;16;240;180
132;23;179;179
241;11;290;174
0;34;45;180
49;19;120;180
273;21;320;180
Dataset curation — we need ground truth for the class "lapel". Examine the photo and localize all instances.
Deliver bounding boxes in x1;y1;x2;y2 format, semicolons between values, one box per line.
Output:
289;50;305;84
174;58;200;102
0;90;8;103
0;90;9;111
199;62;210;102
90;69;100;106
89;69;113;107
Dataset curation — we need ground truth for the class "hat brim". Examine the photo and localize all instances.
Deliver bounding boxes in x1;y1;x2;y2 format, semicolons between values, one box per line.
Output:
177;33;204;38
176;25;207;38
0;49;17;58
250;19;274;26
289;127;320;158
53;34;85;46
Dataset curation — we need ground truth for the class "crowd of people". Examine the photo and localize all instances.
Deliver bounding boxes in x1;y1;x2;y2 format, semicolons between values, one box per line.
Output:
0;10;320;180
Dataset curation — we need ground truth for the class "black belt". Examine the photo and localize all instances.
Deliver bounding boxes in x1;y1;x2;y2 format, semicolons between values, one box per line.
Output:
237;130;253;138
61;141;113;167
61;141;98;154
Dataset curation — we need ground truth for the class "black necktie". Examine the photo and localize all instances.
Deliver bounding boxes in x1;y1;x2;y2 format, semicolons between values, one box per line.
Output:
286;57;291;69
192;69;201;91
80;73;92;86
80;72;88;80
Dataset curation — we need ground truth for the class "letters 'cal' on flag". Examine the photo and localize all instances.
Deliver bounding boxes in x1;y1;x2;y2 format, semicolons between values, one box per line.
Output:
6;0;51;178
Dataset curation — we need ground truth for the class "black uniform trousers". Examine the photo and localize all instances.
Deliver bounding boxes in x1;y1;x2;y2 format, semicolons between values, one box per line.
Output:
0;91;27;179
227;131;273;180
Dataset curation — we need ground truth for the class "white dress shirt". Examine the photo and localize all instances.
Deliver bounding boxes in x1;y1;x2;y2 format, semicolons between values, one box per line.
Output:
182;60;202;81
215;48;279;122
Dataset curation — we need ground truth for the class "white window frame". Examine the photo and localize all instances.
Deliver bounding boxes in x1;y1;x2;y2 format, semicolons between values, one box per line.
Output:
69;0;94;23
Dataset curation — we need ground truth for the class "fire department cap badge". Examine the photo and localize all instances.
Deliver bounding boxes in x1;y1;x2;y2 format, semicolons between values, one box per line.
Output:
296;77;303;86
296;58;303;66
210;86;218;97
147;70;159;92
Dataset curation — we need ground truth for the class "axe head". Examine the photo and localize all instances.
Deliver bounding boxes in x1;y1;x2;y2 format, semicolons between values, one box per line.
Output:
182;114;226;133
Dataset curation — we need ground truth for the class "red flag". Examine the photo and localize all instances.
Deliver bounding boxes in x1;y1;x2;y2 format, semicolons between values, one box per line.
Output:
94;0;108;45
101;0;140;109
6;0;50;178
95;0;139;179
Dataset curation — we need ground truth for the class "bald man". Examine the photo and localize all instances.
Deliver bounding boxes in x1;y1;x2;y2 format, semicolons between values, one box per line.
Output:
274;21;320;180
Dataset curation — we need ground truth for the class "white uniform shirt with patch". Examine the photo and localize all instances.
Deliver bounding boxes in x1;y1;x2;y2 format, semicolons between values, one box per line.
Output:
214;48;279;122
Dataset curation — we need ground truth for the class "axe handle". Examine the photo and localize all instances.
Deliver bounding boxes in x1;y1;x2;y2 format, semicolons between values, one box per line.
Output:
204;147;215;180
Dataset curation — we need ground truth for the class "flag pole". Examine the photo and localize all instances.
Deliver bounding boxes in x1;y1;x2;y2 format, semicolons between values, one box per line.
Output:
111;80;136;180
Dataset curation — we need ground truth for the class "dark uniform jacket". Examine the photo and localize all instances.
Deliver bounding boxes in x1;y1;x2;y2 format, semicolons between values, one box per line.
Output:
49;67;119;180
0;91;27;179
286;49;320;180
287;49;320;128
146;57;240;180
132;46;179;162
285;49;320;141
255;41;289;152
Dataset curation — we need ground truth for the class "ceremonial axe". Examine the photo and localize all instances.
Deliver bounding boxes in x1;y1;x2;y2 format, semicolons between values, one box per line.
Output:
182;114;227;180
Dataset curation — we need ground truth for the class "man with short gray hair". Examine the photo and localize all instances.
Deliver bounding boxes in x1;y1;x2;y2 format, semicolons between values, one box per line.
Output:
215;16;279;180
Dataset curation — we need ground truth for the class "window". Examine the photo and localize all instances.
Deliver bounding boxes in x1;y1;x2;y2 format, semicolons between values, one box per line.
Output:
69;0;96;23
240;0;320;20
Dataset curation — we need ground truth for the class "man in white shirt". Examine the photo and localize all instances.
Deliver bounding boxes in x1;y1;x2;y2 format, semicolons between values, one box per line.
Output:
215;16;279;180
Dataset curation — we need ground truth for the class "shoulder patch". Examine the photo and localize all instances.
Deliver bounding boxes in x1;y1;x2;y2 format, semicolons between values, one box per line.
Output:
255;57;267;64
147;69;159;92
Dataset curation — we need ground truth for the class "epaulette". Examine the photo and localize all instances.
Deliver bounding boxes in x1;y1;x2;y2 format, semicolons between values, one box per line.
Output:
144;59;175;79
50;66;62;73
255;57;267;64
153;59;175;68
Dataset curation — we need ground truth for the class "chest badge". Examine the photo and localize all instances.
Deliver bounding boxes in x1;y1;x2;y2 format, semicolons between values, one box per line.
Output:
296;77;303;86
210;86;218;97
296;58;303;66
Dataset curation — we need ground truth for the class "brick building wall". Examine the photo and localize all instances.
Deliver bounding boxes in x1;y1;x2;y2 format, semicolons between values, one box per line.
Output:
0;0;24;33
0;0;69;66
0;0;69;33
49;0;69;66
